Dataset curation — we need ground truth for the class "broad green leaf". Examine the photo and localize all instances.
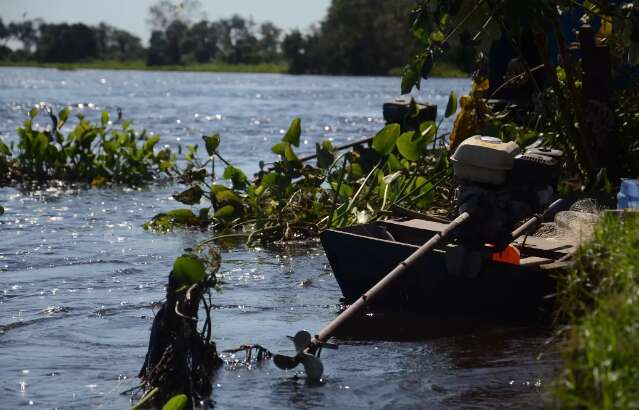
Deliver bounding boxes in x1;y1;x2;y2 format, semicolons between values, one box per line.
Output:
316;141;335;170
173;255;205;285
401;64;418;95
387;153;403;172
284;144;298;162
29;107;38;119
58;107;70;124
34;132;49;157
214;204;236;219
223;166;248;189
396;131;427;161
0;141;11;156
430;30;445;43
203;134;220;156
330;181;353;198
101;111;109;127
163;394;188;410
271;142;288;156
419;121;437;144
173;185;203;205
164;209;199;226
282;117;301;147
215;189;241;205
445;91;458;118
144;135;161;152
372;124;401;155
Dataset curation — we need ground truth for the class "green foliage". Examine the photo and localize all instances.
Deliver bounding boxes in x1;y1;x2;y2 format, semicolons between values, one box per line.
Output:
0;106;176;187
554;213;639;409
147;113;453;244
172;254;206;285
162;394;188;410
404;0;639;185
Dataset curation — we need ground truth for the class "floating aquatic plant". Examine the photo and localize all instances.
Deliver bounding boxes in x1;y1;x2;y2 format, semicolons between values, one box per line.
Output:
146;102;458;245
0;105;176;187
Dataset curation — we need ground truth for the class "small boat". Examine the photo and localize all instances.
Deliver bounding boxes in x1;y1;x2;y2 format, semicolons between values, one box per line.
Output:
321;217;575;322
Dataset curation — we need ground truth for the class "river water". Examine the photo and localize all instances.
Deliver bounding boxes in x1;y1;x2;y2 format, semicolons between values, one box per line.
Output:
0;68;557;409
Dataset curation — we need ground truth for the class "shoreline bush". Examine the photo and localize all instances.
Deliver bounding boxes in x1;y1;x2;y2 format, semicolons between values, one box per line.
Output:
554;213;639;409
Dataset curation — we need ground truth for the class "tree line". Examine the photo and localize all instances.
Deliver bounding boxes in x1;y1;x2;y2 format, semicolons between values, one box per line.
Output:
0;0;474;75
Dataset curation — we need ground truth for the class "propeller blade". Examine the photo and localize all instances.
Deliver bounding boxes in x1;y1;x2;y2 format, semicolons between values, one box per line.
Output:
273;354;299;370
300;353;324;382
292;330;312;353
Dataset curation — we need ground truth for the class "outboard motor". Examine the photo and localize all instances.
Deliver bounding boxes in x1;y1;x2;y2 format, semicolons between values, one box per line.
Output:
446;135;562;276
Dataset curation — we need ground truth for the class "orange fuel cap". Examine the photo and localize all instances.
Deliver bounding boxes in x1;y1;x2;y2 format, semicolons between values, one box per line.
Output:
490;244;521;265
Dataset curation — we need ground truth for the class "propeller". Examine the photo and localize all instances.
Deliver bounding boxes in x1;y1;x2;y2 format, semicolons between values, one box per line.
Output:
273;330;334;382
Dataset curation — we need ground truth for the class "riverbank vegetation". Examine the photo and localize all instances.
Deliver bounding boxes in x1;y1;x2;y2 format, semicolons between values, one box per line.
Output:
554;213;639;409
0;0;473;77
0;60;288;74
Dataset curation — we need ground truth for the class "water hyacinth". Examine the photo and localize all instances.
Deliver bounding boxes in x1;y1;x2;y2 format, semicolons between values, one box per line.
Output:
0;105;176;187
145;98;458;245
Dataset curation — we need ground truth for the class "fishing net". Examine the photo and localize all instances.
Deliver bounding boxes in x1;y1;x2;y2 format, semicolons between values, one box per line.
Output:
533;199;601;245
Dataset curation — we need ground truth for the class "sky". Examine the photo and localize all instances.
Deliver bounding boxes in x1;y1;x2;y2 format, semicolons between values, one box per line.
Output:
0;0;331;42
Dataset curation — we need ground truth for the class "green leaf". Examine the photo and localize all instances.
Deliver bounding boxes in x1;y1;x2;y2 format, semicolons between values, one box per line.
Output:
330;181;353;198
173;185;203;205
58;107;70;123
445;91;458;118
163;394;189;410
372;124;401;155
401;64;418;95
223;166;248;190
316;141;335;170
29;107;38;119
419;121;437;145
215;189;241;205
387;153;403;172
34;132;49;157
0;141;11;156
284;144;298;162
272;142;298;161
144;135;161;152
165;209;198;223
396;131;427;161
282;117;301;147
271;141;288;156
203;134;220;156
173;255;206;285
214;204;236;219
101;111;109;127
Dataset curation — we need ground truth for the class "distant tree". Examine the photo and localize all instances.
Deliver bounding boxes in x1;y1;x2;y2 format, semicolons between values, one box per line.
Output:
282;30;313;74
309;0;417;75
182;20;218;63
147;0;204;31
0;19;9;60
111;29;145;60
258;22;282;61
36;23;98;62
147;30;170;65
0;18;7;44
8;20;39;54
216;15;260;64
